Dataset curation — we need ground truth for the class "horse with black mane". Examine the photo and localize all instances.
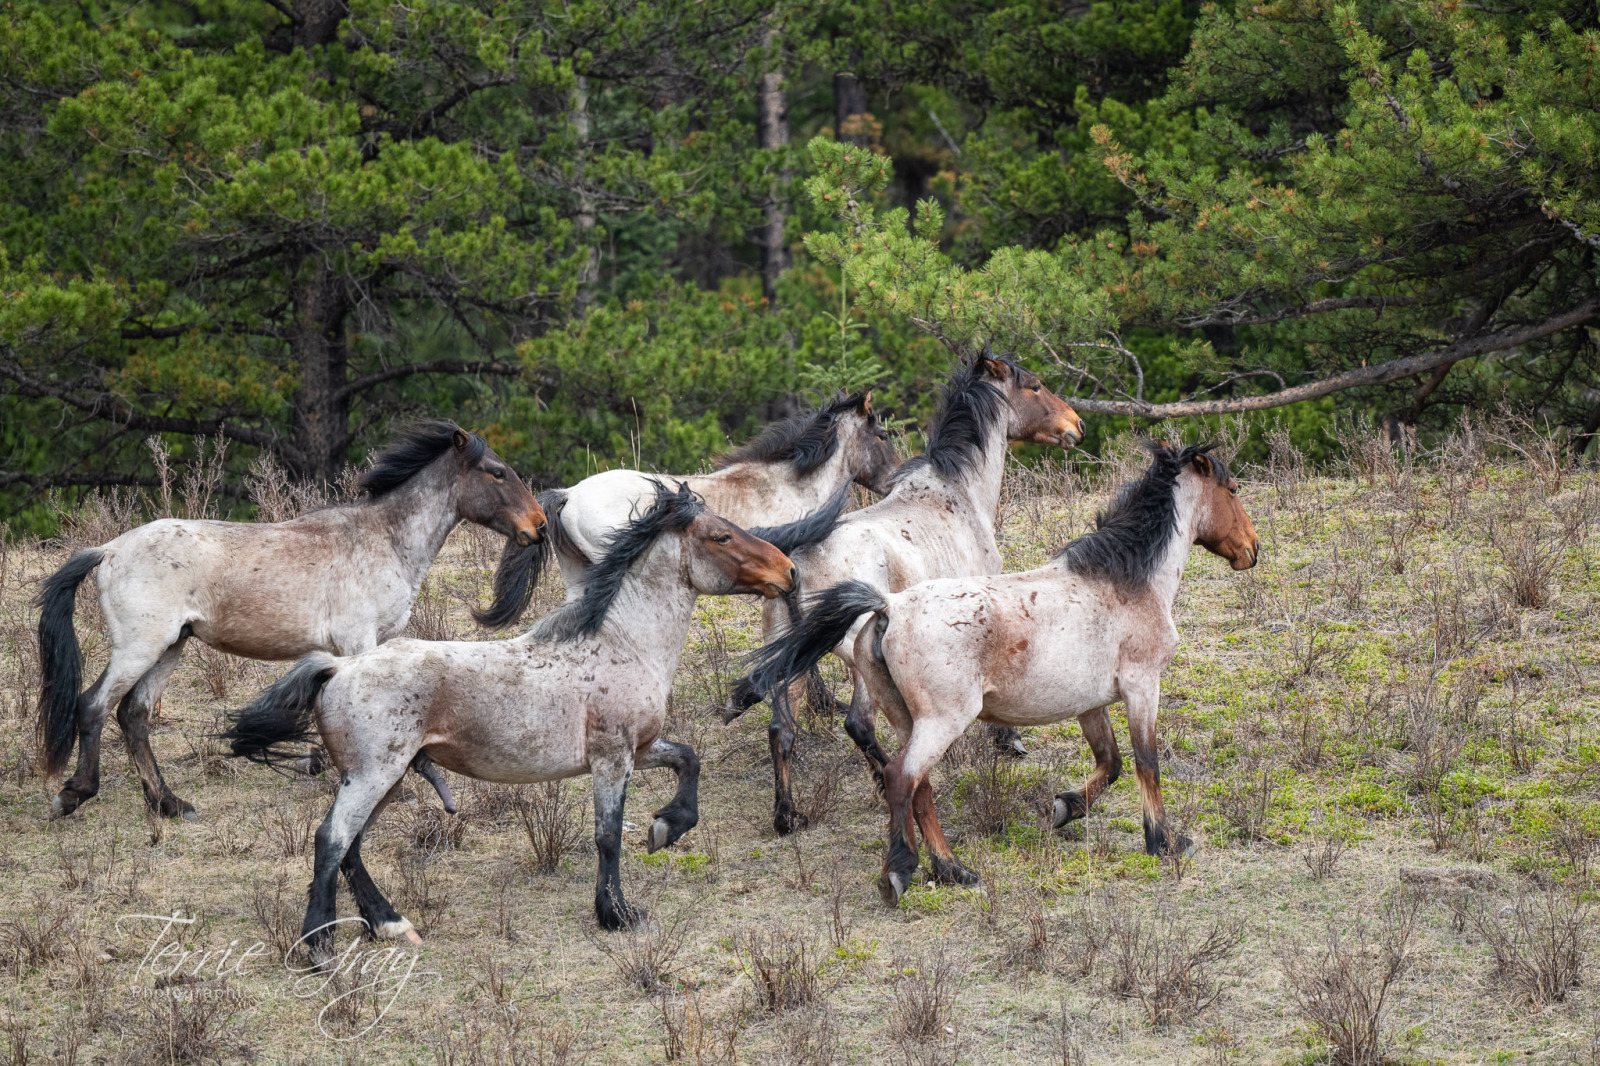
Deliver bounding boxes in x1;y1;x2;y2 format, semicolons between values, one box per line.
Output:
36;421;546;823
727;354;1084;834
546;391;897;598
743;442;1259;903
224;483;807;956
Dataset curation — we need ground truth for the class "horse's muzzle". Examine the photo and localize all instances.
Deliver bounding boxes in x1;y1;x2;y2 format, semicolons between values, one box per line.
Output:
516;522;545;547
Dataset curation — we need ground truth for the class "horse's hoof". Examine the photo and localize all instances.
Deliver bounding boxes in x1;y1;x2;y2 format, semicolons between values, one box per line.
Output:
1168;834;1196;859
999;738;1029;760
376;917;420;943
932;858;982;887
1052;791;1088;828
878;870;909;907
181;807;199;823
50;793;73;820
773;807;807;836
648;818;670;853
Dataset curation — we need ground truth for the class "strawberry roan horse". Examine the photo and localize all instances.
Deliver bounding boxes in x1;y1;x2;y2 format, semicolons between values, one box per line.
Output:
727;356;1084;834
547;391;896;598
744;443;1259;902
36;422;546;822
224;484;797;953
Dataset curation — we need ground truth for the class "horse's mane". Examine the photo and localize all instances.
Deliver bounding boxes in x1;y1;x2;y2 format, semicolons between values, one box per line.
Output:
360;421;485;499
891;358;1012;485
531;481;705;643
713;393;870;477
1054;442;1227;592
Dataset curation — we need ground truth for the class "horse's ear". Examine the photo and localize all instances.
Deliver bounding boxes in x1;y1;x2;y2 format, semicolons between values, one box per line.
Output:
452;427;472;452
858;390;873;415
1191;451;1214;478
981;357;1009;381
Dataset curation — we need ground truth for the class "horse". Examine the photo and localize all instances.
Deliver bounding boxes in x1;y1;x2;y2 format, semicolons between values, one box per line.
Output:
743;442;1259;903
222;483;799;957
726;355;1085;834
35;421;548;822
546;391;896;598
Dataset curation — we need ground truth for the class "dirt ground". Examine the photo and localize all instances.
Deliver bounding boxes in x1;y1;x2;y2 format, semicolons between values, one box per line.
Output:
1;425;1597;1065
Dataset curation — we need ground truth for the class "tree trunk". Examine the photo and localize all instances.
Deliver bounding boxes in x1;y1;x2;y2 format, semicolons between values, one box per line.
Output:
291;263;351;484
757;26;790;305
572;75;601;307
293;0;347;48
833;56;869;146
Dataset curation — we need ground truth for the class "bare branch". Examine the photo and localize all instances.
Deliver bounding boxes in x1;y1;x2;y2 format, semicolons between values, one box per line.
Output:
1069;299;1600;418
334;358;522;402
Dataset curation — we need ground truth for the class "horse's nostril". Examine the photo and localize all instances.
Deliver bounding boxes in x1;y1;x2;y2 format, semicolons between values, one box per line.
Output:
787;565;799;587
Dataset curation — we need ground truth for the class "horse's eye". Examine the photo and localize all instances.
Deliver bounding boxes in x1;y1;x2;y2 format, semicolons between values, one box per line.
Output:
1030;384;1041;393
714;533;732;544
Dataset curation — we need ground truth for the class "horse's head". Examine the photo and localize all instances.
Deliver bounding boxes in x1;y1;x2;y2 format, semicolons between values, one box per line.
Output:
836;391;899;495
450;428;546;546
1188;449;1259;570
984;357;1084;448
684;512;797;599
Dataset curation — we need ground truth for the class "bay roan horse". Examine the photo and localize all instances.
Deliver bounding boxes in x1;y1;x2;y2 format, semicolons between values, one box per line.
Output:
743;443;1259;904
35;422;547;822
547;392;896;598
223;484;797;956
728;355;1084;834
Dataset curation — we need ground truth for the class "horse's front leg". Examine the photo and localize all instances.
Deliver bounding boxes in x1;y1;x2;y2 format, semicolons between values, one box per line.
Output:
591;752;640;930
1053;705;1123;828
638;739;699;853
1125;679;1187;857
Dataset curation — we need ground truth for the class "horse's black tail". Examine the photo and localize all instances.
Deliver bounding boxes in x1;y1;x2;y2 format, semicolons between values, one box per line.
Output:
738;580;888;706
222;653;338;770
472;532;550;629
748;480;852;555
34;549;103;779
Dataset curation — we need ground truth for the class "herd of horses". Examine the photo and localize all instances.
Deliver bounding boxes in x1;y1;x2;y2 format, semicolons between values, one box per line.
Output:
32;354;1258;961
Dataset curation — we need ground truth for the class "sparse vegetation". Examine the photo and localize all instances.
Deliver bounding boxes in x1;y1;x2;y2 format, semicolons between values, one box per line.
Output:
0;422;1594;1061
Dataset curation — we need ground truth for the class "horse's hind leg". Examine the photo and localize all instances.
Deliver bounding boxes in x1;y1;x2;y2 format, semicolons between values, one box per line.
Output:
305;765;406;965
591;752;640;930
913;779;980;887
341;786;418;943
843;672;890;790
877;750;922;906
117;636;194;820
54;639;172;818
1053;705;1123;829
768;690;805;836
639;738;699;854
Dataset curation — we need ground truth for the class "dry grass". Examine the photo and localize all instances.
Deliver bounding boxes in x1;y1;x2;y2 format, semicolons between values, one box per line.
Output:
0;419;1596;1062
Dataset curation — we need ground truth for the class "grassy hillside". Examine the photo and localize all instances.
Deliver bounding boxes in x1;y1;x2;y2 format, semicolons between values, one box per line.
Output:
0;422;1596;1065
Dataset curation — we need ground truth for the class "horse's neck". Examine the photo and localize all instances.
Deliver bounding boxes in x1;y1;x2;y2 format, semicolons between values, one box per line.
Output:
691;455;843;523
899;417;1009;530
367;463;461;588
1144;478;1202;613
598;544;699;680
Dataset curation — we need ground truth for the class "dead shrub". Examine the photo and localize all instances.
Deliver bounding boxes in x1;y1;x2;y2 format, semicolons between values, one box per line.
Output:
1057;890;1115;980
889;943;964;1063
1491;519;1562;609
0;896;74;973
393;852;450;935
405;575;456;642
1282;889;1421;1066
462;781;521;828
408;803;467;855
126;984;249;1065
257;800;316;858
792;752;848;828
766;1005;839;1066
1302;833;1348;880
587;881;691;993
739;927;823;1013
948;733;1049;837
1106;904;1244;1028
428;1006;594;1066
249;873;300;961
1210;762;1274;845
657;992;741;1065
1471;884;1590;1007
513;781;587;875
